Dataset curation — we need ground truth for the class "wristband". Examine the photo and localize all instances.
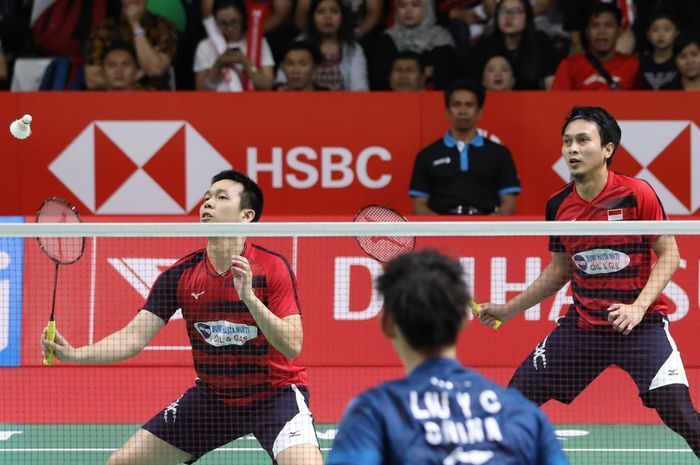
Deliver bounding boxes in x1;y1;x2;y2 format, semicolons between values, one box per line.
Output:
133;27;146;37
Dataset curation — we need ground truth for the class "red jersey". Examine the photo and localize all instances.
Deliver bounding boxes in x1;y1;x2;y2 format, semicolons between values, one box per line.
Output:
144;242;307;405
551;53;640;90
546;172;669;330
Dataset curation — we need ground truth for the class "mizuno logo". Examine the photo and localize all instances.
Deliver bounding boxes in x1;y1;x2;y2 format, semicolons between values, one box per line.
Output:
192;291;206;300
289;430;301;437
668;369;679;376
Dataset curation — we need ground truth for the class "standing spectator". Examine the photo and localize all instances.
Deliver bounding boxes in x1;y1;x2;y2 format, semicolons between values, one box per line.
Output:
194;0;275;91
85;0;178;90
475;0;558;89
640;9;679;90
327;249;570;465
297;0;369;91
372;0;457;90
276;40;328;90
551;3;639;90
664;33;700;91
481;53;516;90
388;51;427;91
409;80;521;216
102;42;141;91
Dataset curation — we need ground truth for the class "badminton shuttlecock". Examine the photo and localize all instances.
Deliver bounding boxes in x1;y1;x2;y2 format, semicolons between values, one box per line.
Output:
10;114;32;140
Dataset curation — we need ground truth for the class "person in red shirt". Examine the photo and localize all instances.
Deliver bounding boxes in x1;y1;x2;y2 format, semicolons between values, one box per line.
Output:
477;106;700;459
551;3;639;90
41;170;323;465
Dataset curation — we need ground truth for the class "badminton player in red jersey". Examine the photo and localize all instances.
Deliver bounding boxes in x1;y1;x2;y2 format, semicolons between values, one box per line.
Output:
478;106;700;458
42;170;323;465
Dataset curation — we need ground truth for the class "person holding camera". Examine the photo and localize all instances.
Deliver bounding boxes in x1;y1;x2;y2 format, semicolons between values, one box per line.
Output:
194;0;275;91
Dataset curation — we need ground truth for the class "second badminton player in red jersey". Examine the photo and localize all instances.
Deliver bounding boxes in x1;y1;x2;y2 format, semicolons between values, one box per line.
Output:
477;106;700;459
42;170;323;465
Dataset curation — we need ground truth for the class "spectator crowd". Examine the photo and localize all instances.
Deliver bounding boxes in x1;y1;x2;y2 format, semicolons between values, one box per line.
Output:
0;0;698;92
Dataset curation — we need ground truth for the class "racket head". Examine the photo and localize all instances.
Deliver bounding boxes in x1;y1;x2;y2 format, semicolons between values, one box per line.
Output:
353;204;416;263
35;197;85;265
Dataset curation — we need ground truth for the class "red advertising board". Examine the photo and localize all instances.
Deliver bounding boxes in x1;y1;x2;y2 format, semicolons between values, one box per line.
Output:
1;92;699;217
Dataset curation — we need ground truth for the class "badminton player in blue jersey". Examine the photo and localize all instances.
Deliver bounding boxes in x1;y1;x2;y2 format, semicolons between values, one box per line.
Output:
328;249;569;465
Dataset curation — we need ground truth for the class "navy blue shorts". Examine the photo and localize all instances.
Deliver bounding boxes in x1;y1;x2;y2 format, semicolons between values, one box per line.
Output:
143;381;319;463
510;309;689;405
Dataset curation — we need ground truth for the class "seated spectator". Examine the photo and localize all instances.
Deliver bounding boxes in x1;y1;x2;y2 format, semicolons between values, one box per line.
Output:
389;51;427;91
85;0;178;90
563;0;636;55
664;33;700;91
194;0;275;91
474;0;558;89
409;80;521;216
551;3;639;90
295;0;383;42
372;0;457;90
292;0;369;91
483;0;553;33
640;9;679;90
102;42;140;91
276;40;328;90
201;0;295;67
481;53;516;90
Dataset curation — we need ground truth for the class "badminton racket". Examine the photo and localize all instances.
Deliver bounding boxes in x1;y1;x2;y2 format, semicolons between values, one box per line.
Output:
36;197;85;365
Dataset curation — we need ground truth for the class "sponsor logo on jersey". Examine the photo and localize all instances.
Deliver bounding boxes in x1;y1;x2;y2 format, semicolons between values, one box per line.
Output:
571;248;630;275
195;320;258;346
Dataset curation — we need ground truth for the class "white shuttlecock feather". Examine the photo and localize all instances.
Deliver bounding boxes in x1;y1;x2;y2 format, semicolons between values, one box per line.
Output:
10;114;32;140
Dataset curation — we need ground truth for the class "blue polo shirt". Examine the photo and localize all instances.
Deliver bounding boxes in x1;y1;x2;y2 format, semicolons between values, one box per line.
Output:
328;358;569;465
409;131;521;214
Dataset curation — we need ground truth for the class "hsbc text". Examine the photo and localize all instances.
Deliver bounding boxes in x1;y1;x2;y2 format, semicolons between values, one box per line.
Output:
246;146;392;189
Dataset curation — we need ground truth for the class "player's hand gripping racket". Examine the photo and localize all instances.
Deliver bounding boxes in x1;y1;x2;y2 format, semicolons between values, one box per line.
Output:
36;197;85;365
353;204;501;329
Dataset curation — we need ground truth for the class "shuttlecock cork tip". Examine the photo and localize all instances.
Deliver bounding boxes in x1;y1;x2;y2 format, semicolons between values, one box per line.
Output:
21;115;32;124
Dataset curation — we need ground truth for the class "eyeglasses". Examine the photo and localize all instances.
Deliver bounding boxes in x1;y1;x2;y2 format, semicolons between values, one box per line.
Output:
501;7;525;17
217;19;242;29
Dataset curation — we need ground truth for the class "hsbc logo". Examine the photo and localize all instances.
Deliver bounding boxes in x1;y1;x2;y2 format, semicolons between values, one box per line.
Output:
553;120;700;214
50;121;232;214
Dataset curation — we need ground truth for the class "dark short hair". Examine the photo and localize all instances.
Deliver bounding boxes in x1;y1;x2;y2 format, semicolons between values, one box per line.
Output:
444;80;485;109
587;3;622;28
102;41;137;63
562;106;622;166
647;8;679;31
376;250;470;351
214;0;248;32
392;51;426;73
673;32;700;58
210;170;264;221
284;40;323;65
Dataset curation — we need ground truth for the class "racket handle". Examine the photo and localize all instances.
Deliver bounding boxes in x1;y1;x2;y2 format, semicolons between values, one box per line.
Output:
43;320;56;366
469;301;502;330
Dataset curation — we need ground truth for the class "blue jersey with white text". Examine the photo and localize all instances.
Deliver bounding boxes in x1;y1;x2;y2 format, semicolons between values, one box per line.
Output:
327;358;569;465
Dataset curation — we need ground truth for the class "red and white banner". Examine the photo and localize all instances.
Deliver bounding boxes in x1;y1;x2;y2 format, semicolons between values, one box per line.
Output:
1;92;699;217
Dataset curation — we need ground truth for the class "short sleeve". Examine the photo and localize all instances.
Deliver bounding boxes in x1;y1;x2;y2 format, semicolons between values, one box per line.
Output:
143;267;182;322
266;256;302;318
409;149;431;198
546;198;563;252
636;179;667;244
327;396;384;465
496;146;521;196
194;39;217;72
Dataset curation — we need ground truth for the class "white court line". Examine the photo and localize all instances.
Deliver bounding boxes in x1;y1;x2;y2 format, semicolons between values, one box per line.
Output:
88;237;97;344
564;448;693;452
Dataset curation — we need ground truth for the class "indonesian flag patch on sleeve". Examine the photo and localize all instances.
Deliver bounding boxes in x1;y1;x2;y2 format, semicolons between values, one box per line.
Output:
607;208;624;221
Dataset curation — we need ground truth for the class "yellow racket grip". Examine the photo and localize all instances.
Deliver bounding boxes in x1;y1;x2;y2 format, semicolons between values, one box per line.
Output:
469;301;502;330
43;320;56;366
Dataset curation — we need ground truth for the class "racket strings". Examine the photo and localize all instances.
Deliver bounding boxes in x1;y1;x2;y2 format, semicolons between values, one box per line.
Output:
36;198;85;265
354;205;416;263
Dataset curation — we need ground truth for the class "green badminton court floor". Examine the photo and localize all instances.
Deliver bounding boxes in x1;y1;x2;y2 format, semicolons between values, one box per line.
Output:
1;423;698;464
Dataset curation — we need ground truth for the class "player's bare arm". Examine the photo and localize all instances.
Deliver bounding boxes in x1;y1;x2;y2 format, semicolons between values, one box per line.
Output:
608;235;680;335
231;255;303;359
41;310;165;363
478;252;570;325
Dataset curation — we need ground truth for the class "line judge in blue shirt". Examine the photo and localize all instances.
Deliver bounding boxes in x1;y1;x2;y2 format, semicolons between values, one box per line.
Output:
327;249;569;465
409;80;521;216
